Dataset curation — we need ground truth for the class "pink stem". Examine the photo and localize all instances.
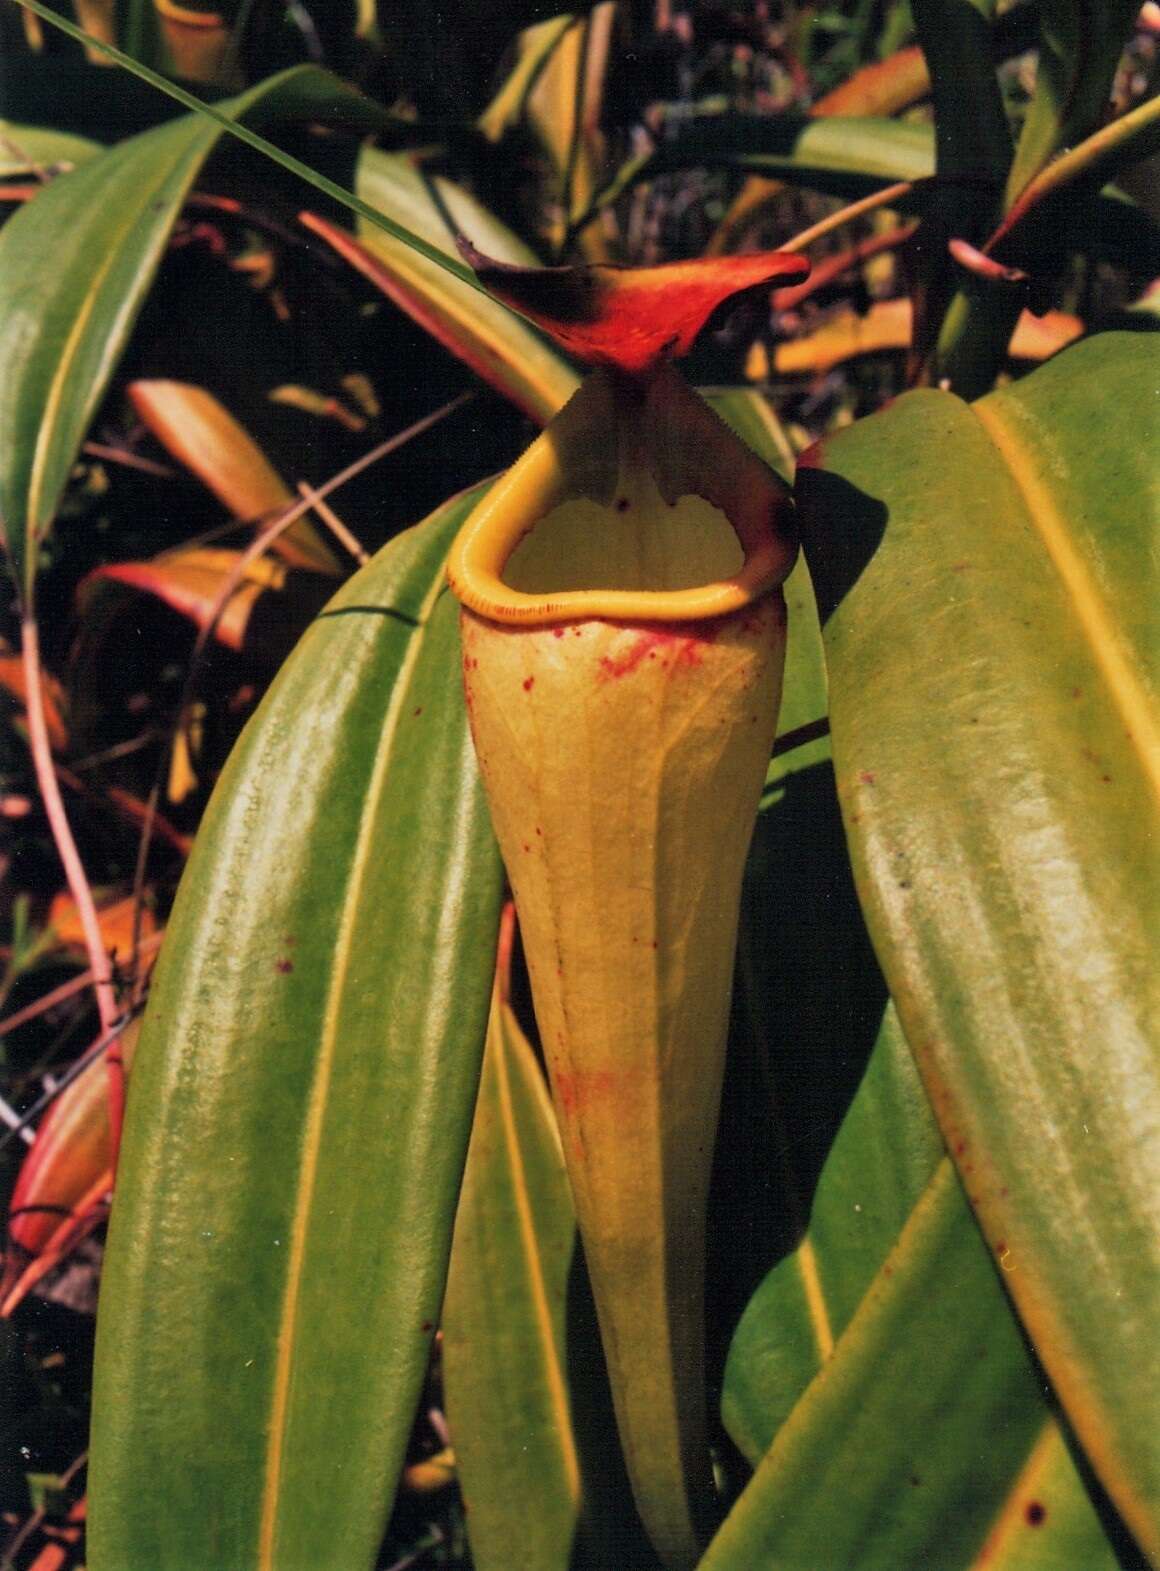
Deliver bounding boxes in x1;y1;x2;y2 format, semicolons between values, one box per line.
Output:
20;615;125;1165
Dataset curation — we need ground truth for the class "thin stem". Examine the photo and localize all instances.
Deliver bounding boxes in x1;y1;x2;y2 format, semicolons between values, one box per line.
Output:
773;221;918;308
0;1009;139;1155
779;180;914;254
0;934;162;1042
990;88;1160;254
20;617;126;1161
0;1093;35;1145
128;391;475;960
558;13;591;257
295;482;369;565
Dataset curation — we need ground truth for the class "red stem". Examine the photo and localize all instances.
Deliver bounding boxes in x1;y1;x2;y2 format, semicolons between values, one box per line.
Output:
20;616;125;1166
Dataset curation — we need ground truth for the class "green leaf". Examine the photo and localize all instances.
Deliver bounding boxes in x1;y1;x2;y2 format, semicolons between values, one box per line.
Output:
115;0;169;74
595;115;935;215
1005;0;1142;205
350;148;580;424
0;121;102;173
706;400;1122;1568
708;1152;1120;1571
0;64;388;603
796;330;1160;1564
442;968;583;1571
89;485;504;1571
715;560;1119;1571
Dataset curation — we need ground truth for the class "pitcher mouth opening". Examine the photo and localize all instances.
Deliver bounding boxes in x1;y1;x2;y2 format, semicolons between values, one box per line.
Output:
447;367;796;627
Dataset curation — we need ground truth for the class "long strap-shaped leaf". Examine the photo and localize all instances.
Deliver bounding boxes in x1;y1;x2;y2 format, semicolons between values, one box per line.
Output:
89;485;503;1571
796;330;1160;1563
442;954;583;1571
716;542;1117;1567
0;64;388;602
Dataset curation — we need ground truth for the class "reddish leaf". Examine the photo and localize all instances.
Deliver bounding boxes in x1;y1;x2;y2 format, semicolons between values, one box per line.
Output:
127;382;340;574
26;1494;86;1571
48;893;157;959
457;238;809;374
2;1020;140;1311
80;548;290;653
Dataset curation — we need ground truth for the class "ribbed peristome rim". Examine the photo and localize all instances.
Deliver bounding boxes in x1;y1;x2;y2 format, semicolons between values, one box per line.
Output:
447;367;796;627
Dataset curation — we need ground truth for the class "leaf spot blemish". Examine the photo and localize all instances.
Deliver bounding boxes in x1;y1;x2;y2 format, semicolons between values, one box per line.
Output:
860;770;876;786
275;958;294;974
1025;1502;1046;1527
615;497;631;512
523;676;535;692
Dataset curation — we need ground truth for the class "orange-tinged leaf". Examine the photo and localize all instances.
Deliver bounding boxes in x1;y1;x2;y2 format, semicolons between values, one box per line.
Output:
127;381;340;573
0;653;68;750
73;0;115;58
80;547;289;652
815;45;930;119
2;1019;139;1295
48;893;157;959
301;212;569;425
709;45;931;254
762;299;1081;376
458;239;809;375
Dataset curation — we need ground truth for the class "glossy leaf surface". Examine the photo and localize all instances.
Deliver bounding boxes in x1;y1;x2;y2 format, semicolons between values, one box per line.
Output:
797;330;1160;1563
0;66;386;601
89;486;504;1571
713;530;1118;1570
601;117;935;215
442;945;582;1571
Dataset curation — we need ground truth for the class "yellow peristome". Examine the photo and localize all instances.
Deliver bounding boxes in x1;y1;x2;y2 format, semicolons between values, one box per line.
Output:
449;363;794;1570
447;364;795;624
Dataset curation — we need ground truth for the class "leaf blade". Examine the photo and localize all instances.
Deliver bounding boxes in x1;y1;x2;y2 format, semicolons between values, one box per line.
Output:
442;970;583;1571
796;330;1160;1561
88;486;504;1571
0;64;387;600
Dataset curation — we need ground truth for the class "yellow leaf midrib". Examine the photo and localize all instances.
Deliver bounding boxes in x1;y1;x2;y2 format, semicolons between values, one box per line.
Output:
26;141;213;545
971;397;1160;804
491;1004;583;1508
256;564;447;1569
